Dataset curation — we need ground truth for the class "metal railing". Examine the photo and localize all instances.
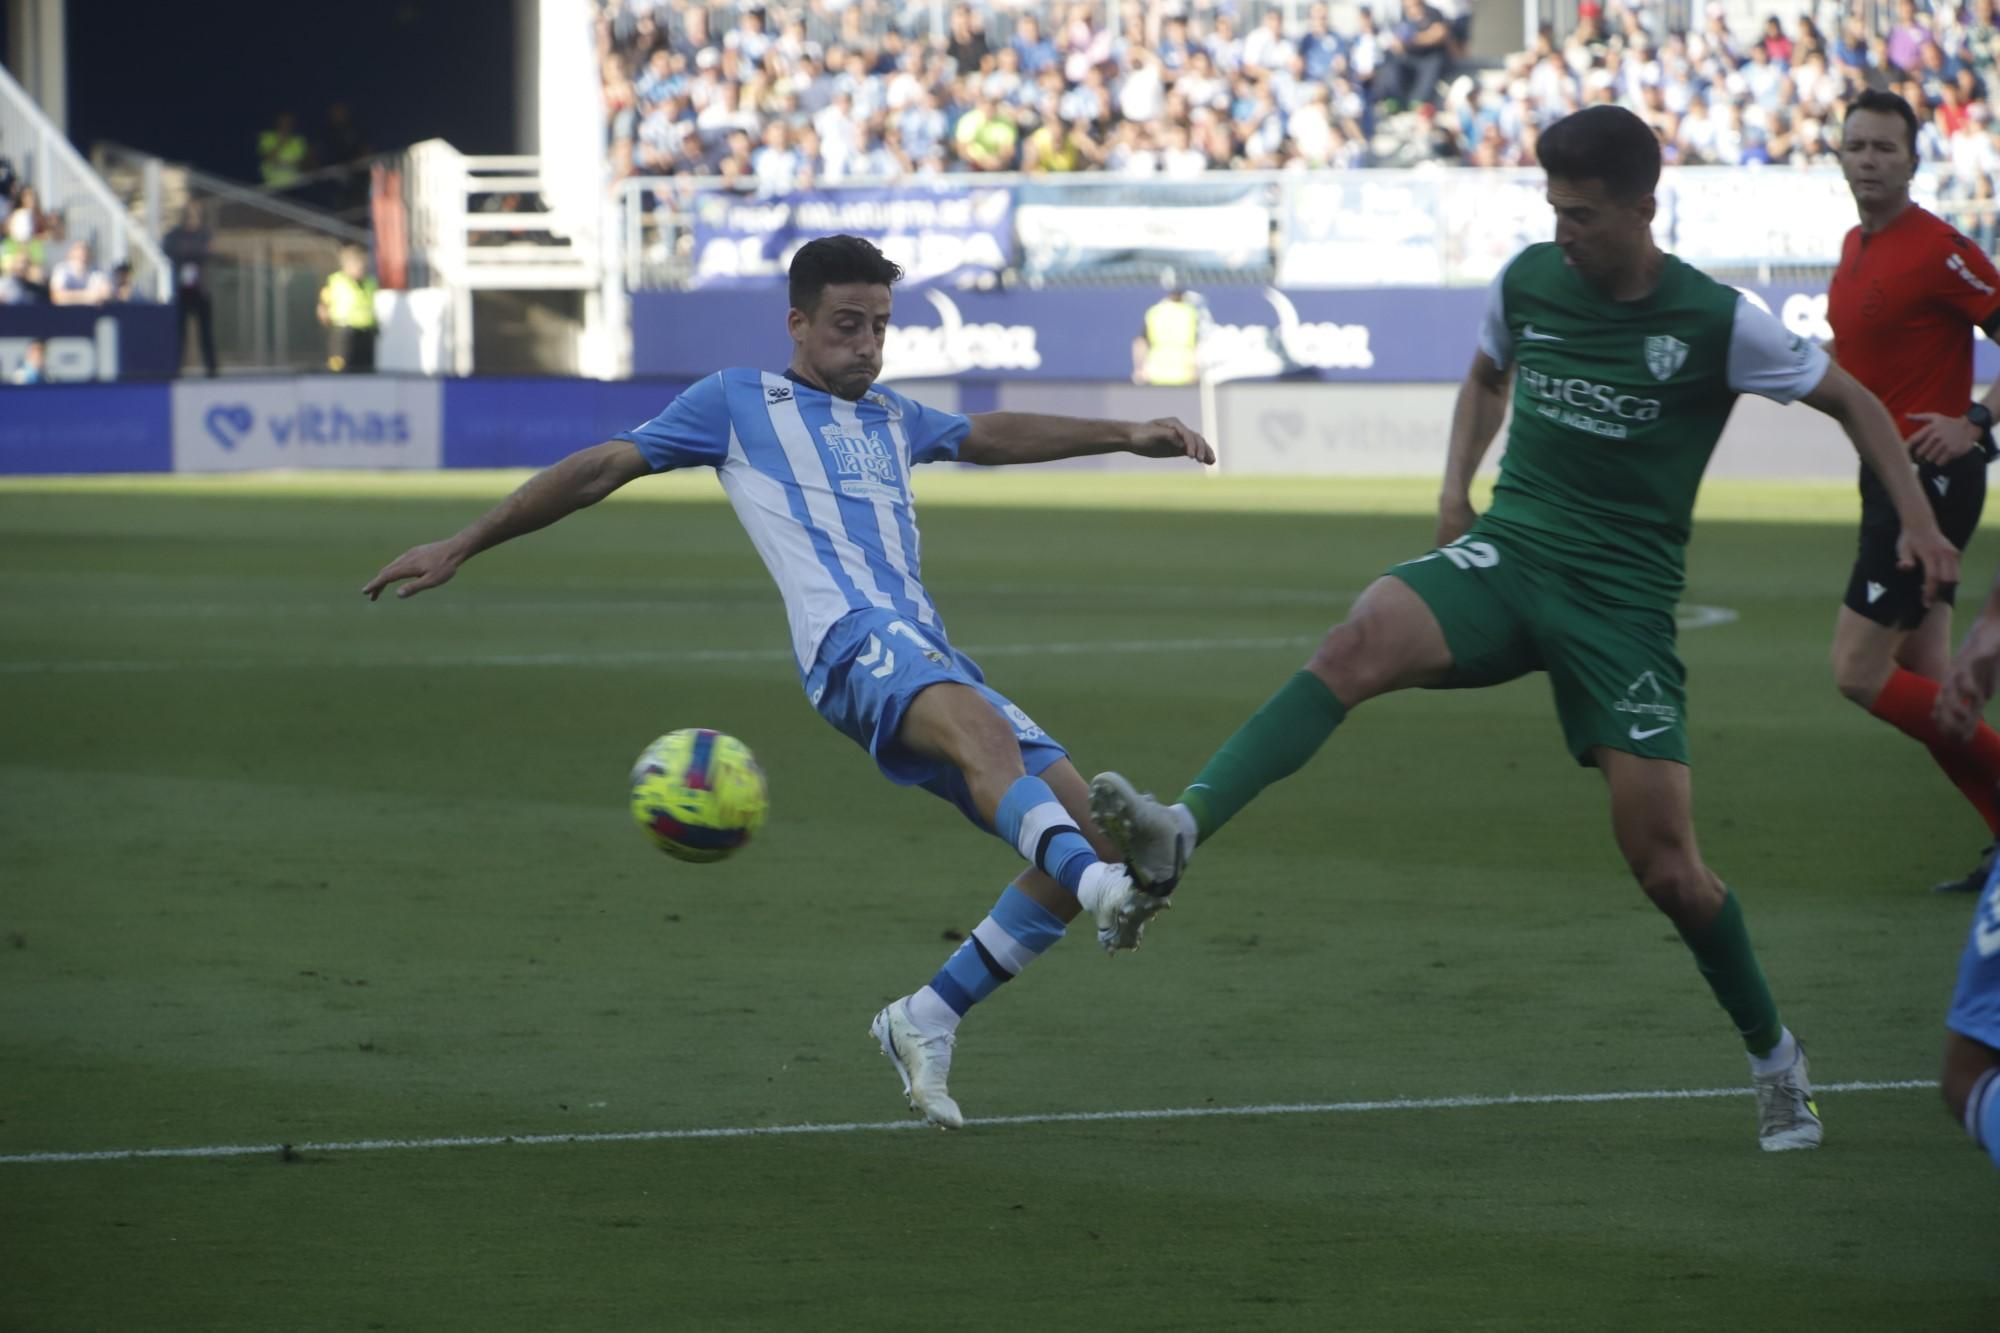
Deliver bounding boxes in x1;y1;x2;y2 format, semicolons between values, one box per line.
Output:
0;63;171;299
89;142;372;373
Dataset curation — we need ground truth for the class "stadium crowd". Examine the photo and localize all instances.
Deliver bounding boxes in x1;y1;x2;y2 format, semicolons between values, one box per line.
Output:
0;155;138;307
592;0;2000;229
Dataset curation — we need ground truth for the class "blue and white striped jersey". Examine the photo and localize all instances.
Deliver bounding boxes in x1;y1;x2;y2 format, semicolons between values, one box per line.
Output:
617;369;972;673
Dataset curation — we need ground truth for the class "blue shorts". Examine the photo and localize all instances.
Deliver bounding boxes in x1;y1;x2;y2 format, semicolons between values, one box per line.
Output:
805;608;1069;829
1948;864;2000;1049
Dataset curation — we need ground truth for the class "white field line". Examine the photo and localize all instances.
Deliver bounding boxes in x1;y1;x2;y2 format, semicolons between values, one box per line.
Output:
0;1078;1933;1166
0;606;1739;676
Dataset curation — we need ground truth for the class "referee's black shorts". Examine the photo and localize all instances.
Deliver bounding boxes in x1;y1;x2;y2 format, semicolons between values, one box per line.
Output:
1845;453;1987;629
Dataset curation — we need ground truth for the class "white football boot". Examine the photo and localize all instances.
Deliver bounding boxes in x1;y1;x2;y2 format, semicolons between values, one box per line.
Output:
1078;862;1171;955
1088;771;1192;893
870;998;964;1130
1752;1041;1823;1152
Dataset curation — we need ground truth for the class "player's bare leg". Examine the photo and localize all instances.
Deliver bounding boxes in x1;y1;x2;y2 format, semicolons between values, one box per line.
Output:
1833;604;2000;888
1096;576;1455;875
871;760;1128;1130
1943;1028;2000;1168
896;683;1161;950
1599;749;1821;1150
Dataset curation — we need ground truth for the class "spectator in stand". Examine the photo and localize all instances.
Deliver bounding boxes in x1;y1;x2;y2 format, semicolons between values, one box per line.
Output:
10;337;47;385
110;262;138;303
1012;13;1058;75
954;93;1019;171
945;4;990;77
6;184;48;247
753;120;802;193
1300;4;1343;82
0;249;34;305
1376;0;1456;109
49;241;109;307
1241;10;1295;75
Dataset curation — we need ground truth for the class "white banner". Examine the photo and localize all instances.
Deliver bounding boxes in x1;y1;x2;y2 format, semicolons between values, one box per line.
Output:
1015;198;1270;273
171;377;442;473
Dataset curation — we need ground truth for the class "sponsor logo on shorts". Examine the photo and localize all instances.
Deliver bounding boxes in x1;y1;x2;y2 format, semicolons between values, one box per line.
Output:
1866;581;1887;604
1613;669;1678;741
1934;475;1951;497
1003;702;1046;741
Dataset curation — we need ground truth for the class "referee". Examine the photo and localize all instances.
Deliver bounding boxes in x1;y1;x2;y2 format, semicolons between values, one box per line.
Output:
1827;90;2000;893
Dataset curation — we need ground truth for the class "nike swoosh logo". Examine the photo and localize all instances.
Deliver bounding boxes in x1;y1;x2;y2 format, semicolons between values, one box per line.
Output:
1628;724;1674;741
1521;325;1564;342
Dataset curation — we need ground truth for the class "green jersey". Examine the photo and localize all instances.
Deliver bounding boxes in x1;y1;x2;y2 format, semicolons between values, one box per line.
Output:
1478;243;1827;607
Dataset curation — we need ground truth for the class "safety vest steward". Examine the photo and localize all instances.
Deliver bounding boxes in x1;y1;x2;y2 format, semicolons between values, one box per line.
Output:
322;272;378;329
1143;298;1199;385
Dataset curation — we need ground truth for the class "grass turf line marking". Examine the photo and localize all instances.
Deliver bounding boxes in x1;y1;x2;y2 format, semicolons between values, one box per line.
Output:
0;1078;1932;1166
0;607;1739;676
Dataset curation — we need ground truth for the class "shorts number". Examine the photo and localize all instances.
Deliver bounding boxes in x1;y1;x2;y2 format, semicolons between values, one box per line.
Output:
1439;539;1500;571
886;620;935;652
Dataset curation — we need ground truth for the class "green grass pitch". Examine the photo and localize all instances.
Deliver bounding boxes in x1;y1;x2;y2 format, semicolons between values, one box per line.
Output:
3;470;1997;1331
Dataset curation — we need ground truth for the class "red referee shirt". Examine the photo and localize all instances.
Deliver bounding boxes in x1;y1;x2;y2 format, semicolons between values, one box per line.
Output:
1828;204;2000;436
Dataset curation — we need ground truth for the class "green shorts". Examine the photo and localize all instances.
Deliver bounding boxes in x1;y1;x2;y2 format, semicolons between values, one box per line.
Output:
1387;532;1689;767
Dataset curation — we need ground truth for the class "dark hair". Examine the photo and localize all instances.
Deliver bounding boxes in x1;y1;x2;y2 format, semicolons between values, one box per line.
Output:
787;234;903;314
1846;89;1920;156
1537;105;1662;199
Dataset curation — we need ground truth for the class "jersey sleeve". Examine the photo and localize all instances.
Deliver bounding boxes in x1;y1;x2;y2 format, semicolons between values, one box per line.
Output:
888;389;972;464
1931;231;2000;328
1476;260;1514;368
615;373;732;472
1725;296;1829;403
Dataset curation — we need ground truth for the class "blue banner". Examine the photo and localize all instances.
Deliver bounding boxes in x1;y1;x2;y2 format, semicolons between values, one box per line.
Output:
0;383;172;473
689;186;1012;289
441;378;691;468
0;304;180;382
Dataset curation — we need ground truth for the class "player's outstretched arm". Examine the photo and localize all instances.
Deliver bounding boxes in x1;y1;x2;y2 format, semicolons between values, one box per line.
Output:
957;413;1215;467
1438;351;1510;546
362;440;652;601
1802;363;1960;604
1939;574;2000;740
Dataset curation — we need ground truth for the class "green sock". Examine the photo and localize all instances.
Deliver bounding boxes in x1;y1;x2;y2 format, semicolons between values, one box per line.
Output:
1178;670;1348;843
1675;890;1783;1057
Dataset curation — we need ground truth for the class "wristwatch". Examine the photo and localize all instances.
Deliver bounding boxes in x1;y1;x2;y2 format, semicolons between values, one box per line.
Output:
1970;403;1998;460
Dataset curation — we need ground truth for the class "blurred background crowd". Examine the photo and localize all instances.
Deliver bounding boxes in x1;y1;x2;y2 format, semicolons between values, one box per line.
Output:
590;0;2000;237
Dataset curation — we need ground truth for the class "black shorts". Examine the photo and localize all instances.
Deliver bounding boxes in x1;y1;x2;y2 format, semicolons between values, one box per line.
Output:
1845;455;1987;629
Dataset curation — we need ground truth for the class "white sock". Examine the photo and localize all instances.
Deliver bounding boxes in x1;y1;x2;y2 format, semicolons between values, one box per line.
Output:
1170;802;1199;851
1074;861;1124;916
905;986;960;1034
1747;1027;1798;1077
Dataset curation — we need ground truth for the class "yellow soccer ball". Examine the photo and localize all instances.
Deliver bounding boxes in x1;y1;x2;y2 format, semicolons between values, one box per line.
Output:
628;729;769;863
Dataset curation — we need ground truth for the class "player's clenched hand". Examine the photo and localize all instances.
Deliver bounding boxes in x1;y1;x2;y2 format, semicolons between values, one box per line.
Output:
1130;417;1215;464
1906;412;1983;466
362;539;466;601
1937;618;2000;742
1896;522;1960;607
1436;494;1477;548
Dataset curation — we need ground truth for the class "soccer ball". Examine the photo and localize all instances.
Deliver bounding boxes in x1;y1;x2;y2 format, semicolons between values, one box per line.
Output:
629;729;769;863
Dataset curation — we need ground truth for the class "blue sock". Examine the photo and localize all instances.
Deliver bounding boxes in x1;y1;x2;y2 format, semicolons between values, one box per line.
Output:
920;887;1068;1023
993;774;1097;893
1971;1068;2000;1169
